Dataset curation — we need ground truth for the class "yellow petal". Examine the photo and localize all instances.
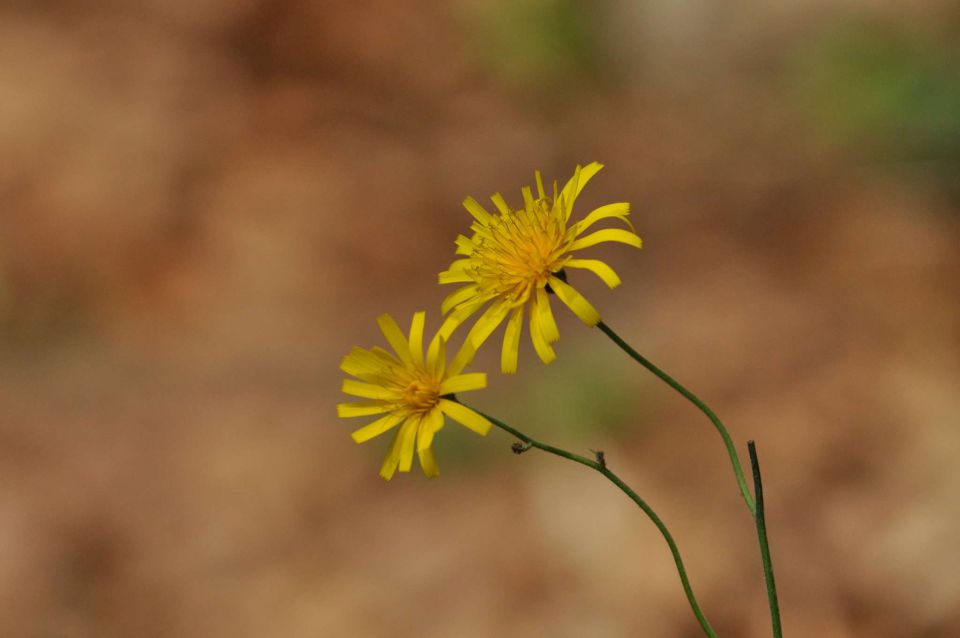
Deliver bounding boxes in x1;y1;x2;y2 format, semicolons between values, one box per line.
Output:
535;287;560;343
417;408;445;452
569;228;642;252
490;192;511;216
338;401;394;418
441;299;486;340
571;202;634;236
443;258;471;272
397;419;418;473
548;276;601;326
446;301;508;377
438;271;473;285
446;338;476;378
559;162;604;217
439;399;492;435
342;379;398;400
439;259;474;284
418;446;440;478
529;301;557;364
565;258;622;289
371;346;400;364
408;311;426;366
463;196;493;225
427;335;446;378
534;170;546;198
440;372;487;395
455;234;475;256
377;313;414;366
340;347;391;380
500;306;524;374
427;299;485;364
521;185;534;209
352;412;404;443
470;221;491;239
441;284;479;315
557;165;580;213
379;427;404;480
464;301;511;351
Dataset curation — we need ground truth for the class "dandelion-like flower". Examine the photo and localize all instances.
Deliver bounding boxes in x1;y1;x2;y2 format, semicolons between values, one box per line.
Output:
437;162;642;373
338;312;492;480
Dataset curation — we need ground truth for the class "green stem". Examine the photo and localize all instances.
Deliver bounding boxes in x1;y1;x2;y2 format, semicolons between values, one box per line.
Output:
748;441;783;638
596;321;756;515
456;399;720;638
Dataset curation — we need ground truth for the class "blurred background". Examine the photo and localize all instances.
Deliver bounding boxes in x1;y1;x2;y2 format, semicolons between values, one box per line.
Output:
1;1;958;636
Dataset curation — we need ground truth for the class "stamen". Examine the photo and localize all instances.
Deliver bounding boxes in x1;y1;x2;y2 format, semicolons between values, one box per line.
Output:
402;375;441;414
464;196;572;304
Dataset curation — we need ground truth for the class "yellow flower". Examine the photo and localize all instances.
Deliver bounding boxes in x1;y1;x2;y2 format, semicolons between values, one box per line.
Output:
338;312;492;480
436;162;641;373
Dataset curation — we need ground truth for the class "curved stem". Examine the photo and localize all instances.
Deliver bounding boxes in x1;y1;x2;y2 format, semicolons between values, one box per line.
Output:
748;441;783;638
596;321;756;515
457;400;720;638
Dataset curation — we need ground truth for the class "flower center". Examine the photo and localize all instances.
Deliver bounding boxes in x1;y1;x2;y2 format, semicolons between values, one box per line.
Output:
401;376;441;414
469;198;570;303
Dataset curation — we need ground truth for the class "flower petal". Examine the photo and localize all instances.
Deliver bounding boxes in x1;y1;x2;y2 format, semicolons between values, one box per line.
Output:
521;185;534;209
490;192;511;216
565;258;622;289
338;401;394;418
440;372;487;395
446;338;477;378
377;313;414;366
371;347;400;364
439;399;492;435
455;234;475;256
417;408;445;452
534;170;546;198
570;202;634;236
529;301;557;364
569;228;642;252
438;271;473;284
342;379;399;400
439;259;474;284
548;276;601;326
397;419;419;473
427;335;446;378
353;412;404;443
408;311;426;367
500;306;524;374
463;196;493;225
418;446;440;478
535;287;560;343
379;427;404;480
430;297;485;351
441;284;479;315
445;301;508;377
340;347;392;380
427;299;484;365
464;301;511;351
559;162;604;218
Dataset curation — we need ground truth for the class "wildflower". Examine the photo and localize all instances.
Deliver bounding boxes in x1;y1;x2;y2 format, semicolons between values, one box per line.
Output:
338;312;492;480
437;162;641;373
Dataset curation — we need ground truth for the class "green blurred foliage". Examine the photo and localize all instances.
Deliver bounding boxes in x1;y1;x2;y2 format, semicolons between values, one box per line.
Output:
509;344;650;442
425;343;647;476
463;0;599;89
800;21;960;199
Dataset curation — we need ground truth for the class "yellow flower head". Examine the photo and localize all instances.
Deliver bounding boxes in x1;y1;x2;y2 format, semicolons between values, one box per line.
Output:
437;162;642;373
338;312;492;480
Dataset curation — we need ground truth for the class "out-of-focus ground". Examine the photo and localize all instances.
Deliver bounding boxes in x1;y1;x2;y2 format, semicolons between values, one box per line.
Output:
1;1;959;636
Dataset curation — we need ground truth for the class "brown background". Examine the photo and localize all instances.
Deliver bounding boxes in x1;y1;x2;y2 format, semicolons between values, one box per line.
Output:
1;1;959;636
